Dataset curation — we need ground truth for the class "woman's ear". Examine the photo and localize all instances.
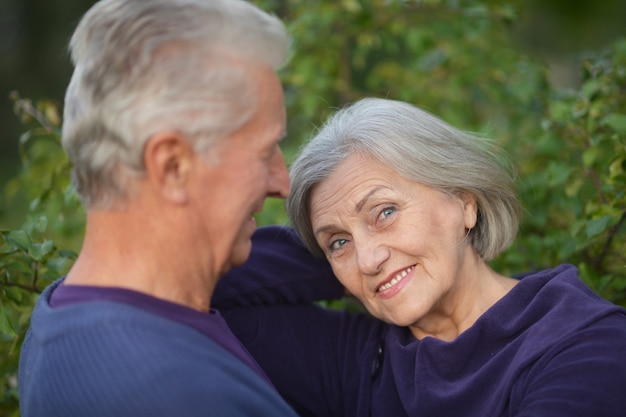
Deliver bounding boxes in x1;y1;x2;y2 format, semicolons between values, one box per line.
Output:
143;132;193;204
460;192;478;230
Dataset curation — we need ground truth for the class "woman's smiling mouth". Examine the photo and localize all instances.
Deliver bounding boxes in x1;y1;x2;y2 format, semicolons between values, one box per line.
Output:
376;265;415;297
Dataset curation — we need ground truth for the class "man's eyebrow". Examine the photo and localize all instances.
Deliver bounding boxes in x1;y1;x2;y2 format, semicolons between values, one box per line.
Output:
355;186;387;213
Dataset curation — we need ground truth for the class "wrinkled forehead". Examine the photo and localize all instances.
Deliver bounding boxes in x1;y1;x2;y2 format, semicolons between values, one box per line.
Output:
309;154;396;220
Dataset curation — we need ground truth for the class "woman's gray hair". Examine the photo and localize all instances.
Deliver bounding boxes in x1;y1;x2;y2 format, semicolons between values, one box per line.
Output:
287;98;520;261
62;0;289;208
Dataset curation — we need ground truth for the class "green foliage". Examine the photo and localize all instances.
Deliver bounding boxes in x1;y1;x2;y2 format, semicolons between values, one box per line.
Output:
1;1;625;415
272;0;546;147
498;40;626;304
0;94;80;414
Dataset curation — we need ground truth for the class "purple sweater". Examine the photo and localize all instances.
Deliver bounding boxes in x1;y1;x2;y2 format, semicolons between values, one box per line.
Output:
214;226;626;417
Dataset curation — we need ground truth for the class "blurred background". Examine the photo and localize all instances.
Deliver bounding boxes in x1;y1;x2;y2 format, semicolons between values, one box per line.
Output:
1;0;625;414
1;0;92;185
2;0;625;198
1;0;625;222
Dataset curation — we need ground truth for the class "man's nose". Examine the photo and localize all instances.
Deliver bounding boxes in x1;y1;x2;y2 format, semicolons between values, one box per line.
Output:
266;148;290;199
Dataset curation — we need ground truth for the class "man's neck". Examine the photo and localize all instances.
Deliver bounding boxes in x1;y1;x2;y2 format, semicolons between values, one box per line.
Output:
64;209;218;312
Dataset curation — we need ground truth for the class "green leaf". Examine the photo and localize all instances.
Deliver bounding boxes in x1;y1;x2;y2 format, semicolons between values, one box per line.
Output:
581;78;602;100
34;215;48;234
582;147;600;168
609;157;625;177
549;100;571;122
571;99;588;119
1;230;32;252
0;302;17;339
18;130;32;147
585;216;612;239
58;249;79;259
603;113;626;135
28;240;55;261
546;161;572;186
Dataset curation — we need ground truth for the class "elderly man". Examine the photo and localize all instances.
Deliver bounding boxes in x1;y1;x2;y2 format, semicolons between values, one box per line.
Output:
18;0;296;416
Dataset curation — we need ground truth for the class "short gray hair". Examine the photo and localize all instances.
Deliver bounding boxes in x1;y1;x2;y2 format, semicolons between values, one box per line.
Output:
287;98;520;261
62;0;289;208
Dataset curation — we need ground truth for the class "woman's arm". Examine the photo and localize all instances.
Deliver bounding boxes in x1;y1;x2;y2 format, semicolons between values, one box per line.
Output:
222;303;383;417
213;225;344;308
213;225;383;417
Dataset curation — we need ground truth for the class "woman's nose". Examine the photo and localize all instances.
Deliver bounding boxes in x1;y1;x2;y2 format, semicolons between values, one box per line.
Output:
355;238;390;276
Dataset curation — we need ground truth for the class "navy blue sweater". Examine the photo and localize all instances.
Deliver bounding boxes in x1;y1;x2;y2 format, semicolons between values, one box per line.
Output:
215;226;626;417
18;279;299;417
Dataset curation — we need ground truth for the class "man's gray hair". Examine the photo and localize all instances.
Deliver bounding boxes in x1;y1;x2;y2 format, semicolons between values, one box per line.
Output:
63;0;289;208
287;98;520;261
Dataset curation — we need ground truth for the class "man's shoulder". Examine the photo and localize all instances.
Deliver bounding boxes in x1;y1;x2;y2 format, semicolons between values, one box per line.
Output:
28;294;233;359
20;296;299;417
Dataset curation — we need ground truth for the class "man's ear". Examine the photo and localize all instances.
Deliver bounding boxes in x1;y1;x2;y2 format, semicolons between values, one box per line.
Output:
143;132;194;204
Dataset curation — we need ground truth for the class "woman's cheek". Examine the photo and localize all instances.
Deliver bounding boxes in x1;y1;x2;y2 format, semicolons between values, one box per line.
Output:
331;263;355;291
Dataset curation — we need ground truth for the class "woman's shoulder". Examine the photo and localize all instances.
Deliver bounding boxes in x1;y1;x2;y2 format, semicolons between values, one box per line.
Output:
508;263;626;345
522;263;624;316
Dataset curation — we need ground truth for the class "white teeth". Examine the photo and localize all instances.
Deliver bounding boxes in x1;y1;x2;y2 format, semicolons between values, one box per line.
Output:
377;266;414;292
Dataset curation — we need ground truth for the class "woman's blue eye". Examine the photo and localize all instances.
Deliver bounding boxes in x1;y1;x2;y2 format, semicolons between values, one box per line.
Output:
329;238;347;251
379;207;395;220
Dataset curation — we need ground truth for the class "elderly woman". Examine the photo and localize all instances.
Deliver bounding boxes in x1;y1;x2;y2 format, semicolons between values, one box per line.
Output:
213;98;626;417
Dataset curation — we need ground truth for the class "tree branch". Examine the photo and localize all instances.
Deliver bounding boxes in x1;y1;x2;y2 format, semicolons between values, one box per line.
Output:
594;210;626;271
1;280;42;294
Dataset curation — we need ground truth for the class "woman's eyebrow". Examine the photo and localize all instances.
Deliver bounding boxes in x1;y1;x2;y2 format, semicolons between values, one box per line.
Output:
314;186;391;236
355;186;388;213
313;224;337;237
